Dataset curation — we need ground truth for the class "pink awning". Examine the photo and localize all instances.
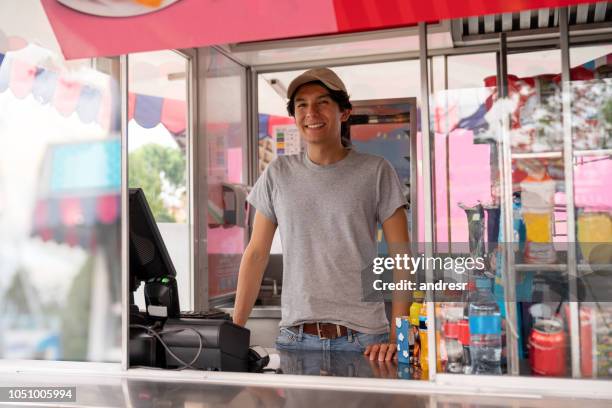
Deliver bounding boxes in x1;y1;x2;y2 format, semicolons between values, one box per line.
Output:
41;0;599;60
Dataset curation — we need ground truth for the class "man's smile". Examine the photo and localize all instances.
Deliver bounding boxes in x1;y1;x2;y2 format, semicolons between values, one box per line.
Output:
305;123;325;129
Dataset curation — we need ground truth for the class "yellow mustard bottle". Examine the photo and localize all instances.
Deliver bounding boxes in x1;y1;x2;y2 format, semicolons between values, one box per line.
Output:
419;302;429;370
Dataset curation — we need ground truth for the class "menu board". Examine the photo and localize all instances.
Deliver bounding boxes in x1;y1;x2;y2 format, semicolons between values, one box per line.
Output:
273;124;303;156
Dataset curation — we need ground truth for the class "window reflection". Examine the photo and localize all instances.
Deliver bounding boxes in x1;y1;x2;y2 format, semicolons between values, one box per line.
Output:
428;46;612;378
430;53;504;376
205;48;247;302
0;42;121;361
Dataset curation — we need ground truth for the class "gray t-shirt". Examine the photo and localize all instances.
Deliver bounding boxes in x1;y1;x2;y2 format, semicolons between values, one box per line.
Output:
247;149;407;334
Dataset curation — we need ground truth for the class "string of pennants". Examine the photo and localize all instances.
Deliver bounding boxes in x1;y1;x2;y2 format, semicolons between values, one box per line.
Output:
432;53;611;135
0;52;187;135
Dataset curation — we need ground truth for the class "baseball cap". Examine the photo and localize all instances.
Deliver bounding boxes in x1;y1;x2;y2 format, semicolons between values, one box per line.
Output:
287;68;348;100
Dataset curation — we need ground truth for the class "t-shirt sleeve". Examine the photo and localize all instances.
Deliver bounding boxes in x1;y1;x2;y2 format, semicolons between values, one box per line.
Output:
247;164;278;224
376;158;409;224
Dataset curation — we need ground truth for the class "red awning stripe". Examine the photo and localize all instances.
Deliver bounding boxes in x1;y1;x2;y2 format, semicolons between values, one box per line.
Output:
331;1;600;32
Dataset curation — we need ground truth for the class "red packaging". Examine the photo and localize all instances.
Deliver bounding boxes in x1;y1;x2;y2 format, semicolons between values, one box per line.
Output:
565;305;594;377
443;321;460;339
529;319;567;376
457;319;470;346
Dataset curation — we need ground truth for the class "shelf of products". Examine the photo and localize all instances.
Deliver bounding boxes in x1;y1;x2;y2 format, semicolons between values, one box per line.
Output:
415;33;612;380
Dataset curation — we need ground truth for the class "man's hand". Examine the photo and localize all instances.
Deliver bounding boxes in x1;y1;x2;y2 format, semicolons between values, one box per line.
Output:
364;342;397;362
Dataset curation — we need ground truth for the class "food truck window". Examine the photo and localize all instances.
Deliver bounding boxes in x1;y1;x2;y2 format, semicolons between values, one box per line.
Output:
429;31;612;378
507;47;572;377
427;52;502;376
127;51;191;311
568;43;612;380
418;52;498;247
430;45;584;378
0;1;121;362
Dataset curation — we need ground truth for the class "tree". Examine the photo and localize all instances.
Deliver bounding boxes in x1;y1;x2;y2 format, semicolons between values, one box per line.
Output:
128;144;186;222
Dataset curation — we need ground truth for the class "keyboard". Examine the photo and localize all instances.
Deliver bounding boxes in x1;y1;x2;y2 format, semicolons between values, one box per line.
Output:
179;309;231;320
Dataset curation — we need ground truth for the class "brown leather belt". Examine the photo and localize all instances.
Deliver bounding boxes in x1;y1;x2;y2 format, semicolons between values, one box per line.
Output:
301;323;349;339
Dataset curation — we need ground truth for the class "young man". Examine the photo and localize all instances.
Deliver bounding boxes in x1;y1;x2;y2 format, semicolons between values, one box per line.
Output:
233;68;410;362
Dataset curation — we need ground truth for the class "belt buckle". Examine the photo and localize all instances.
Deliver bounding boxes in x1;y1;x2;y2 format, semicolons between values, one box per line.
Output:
316;323;342;339
316;322;329;339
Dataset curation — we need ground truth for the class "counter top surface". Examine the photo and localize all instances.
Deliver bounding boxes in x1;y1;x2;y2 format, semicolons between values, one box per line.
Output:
1;366;610;408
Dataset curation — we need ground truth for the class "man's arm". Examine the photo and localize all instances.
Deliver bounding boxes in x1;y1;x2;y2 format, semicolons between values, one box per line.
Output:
232;211;277;326
364;207;411;361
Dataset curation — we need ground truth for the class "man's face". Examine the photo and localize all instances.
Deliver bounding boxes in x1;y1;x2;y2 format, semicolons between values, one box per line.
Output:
293;83;350;146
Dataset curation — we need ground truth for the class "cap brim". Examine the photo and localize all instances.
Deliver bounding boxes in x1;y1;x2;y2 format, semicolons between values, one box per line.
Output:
287;75;343;100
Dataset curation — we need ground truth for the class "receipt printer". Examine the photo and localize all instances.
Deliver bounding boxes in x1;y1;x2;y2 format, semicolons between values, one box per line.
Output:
161;319;250;372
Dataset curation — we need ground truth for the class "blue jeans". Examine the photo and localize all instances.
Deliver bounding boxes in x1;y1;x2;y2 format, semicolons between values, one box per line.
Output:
275;325;389;353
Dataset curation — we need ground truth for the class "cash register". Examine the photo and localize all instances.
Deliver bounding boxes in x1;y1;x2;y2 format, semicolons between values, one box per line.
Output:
129;188;252;372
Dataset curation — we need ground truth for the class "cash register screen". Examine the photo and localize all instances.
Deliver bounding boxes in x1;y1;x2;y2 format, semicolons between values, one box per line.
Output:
129;188;177;291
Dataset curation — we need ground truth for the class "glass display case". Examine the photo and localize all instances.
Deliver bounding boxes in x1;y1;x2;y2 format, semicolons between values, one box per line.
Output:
423;11;612;380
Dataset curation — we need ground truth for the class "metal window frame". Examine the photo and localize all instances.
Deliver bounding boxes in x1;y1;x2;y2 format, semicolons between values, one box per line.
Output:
191;46;251;309
418;22;438;381
247;68;259;187
193;47;210;311
498;31;521;376
229;22;450;54
249;30;612;74
174;48;198;312
120;54;129;371
559;7;581;379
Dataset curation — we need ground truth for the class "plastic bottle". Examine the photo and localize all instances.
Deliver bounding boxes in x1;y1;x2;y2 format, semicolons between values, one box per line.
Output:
441;302;464;325
468;277;502;375
441;302;465;373
521;174;556;264
410;291;424;364
461;280;476;374
419;302;429;370
410;291;425;326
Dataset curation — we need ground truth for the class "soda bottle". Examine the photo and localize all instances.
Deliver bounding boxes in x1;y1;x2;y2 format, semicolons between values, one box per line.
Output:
468;277;502;375
419;302;429;370
409;291;425;326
